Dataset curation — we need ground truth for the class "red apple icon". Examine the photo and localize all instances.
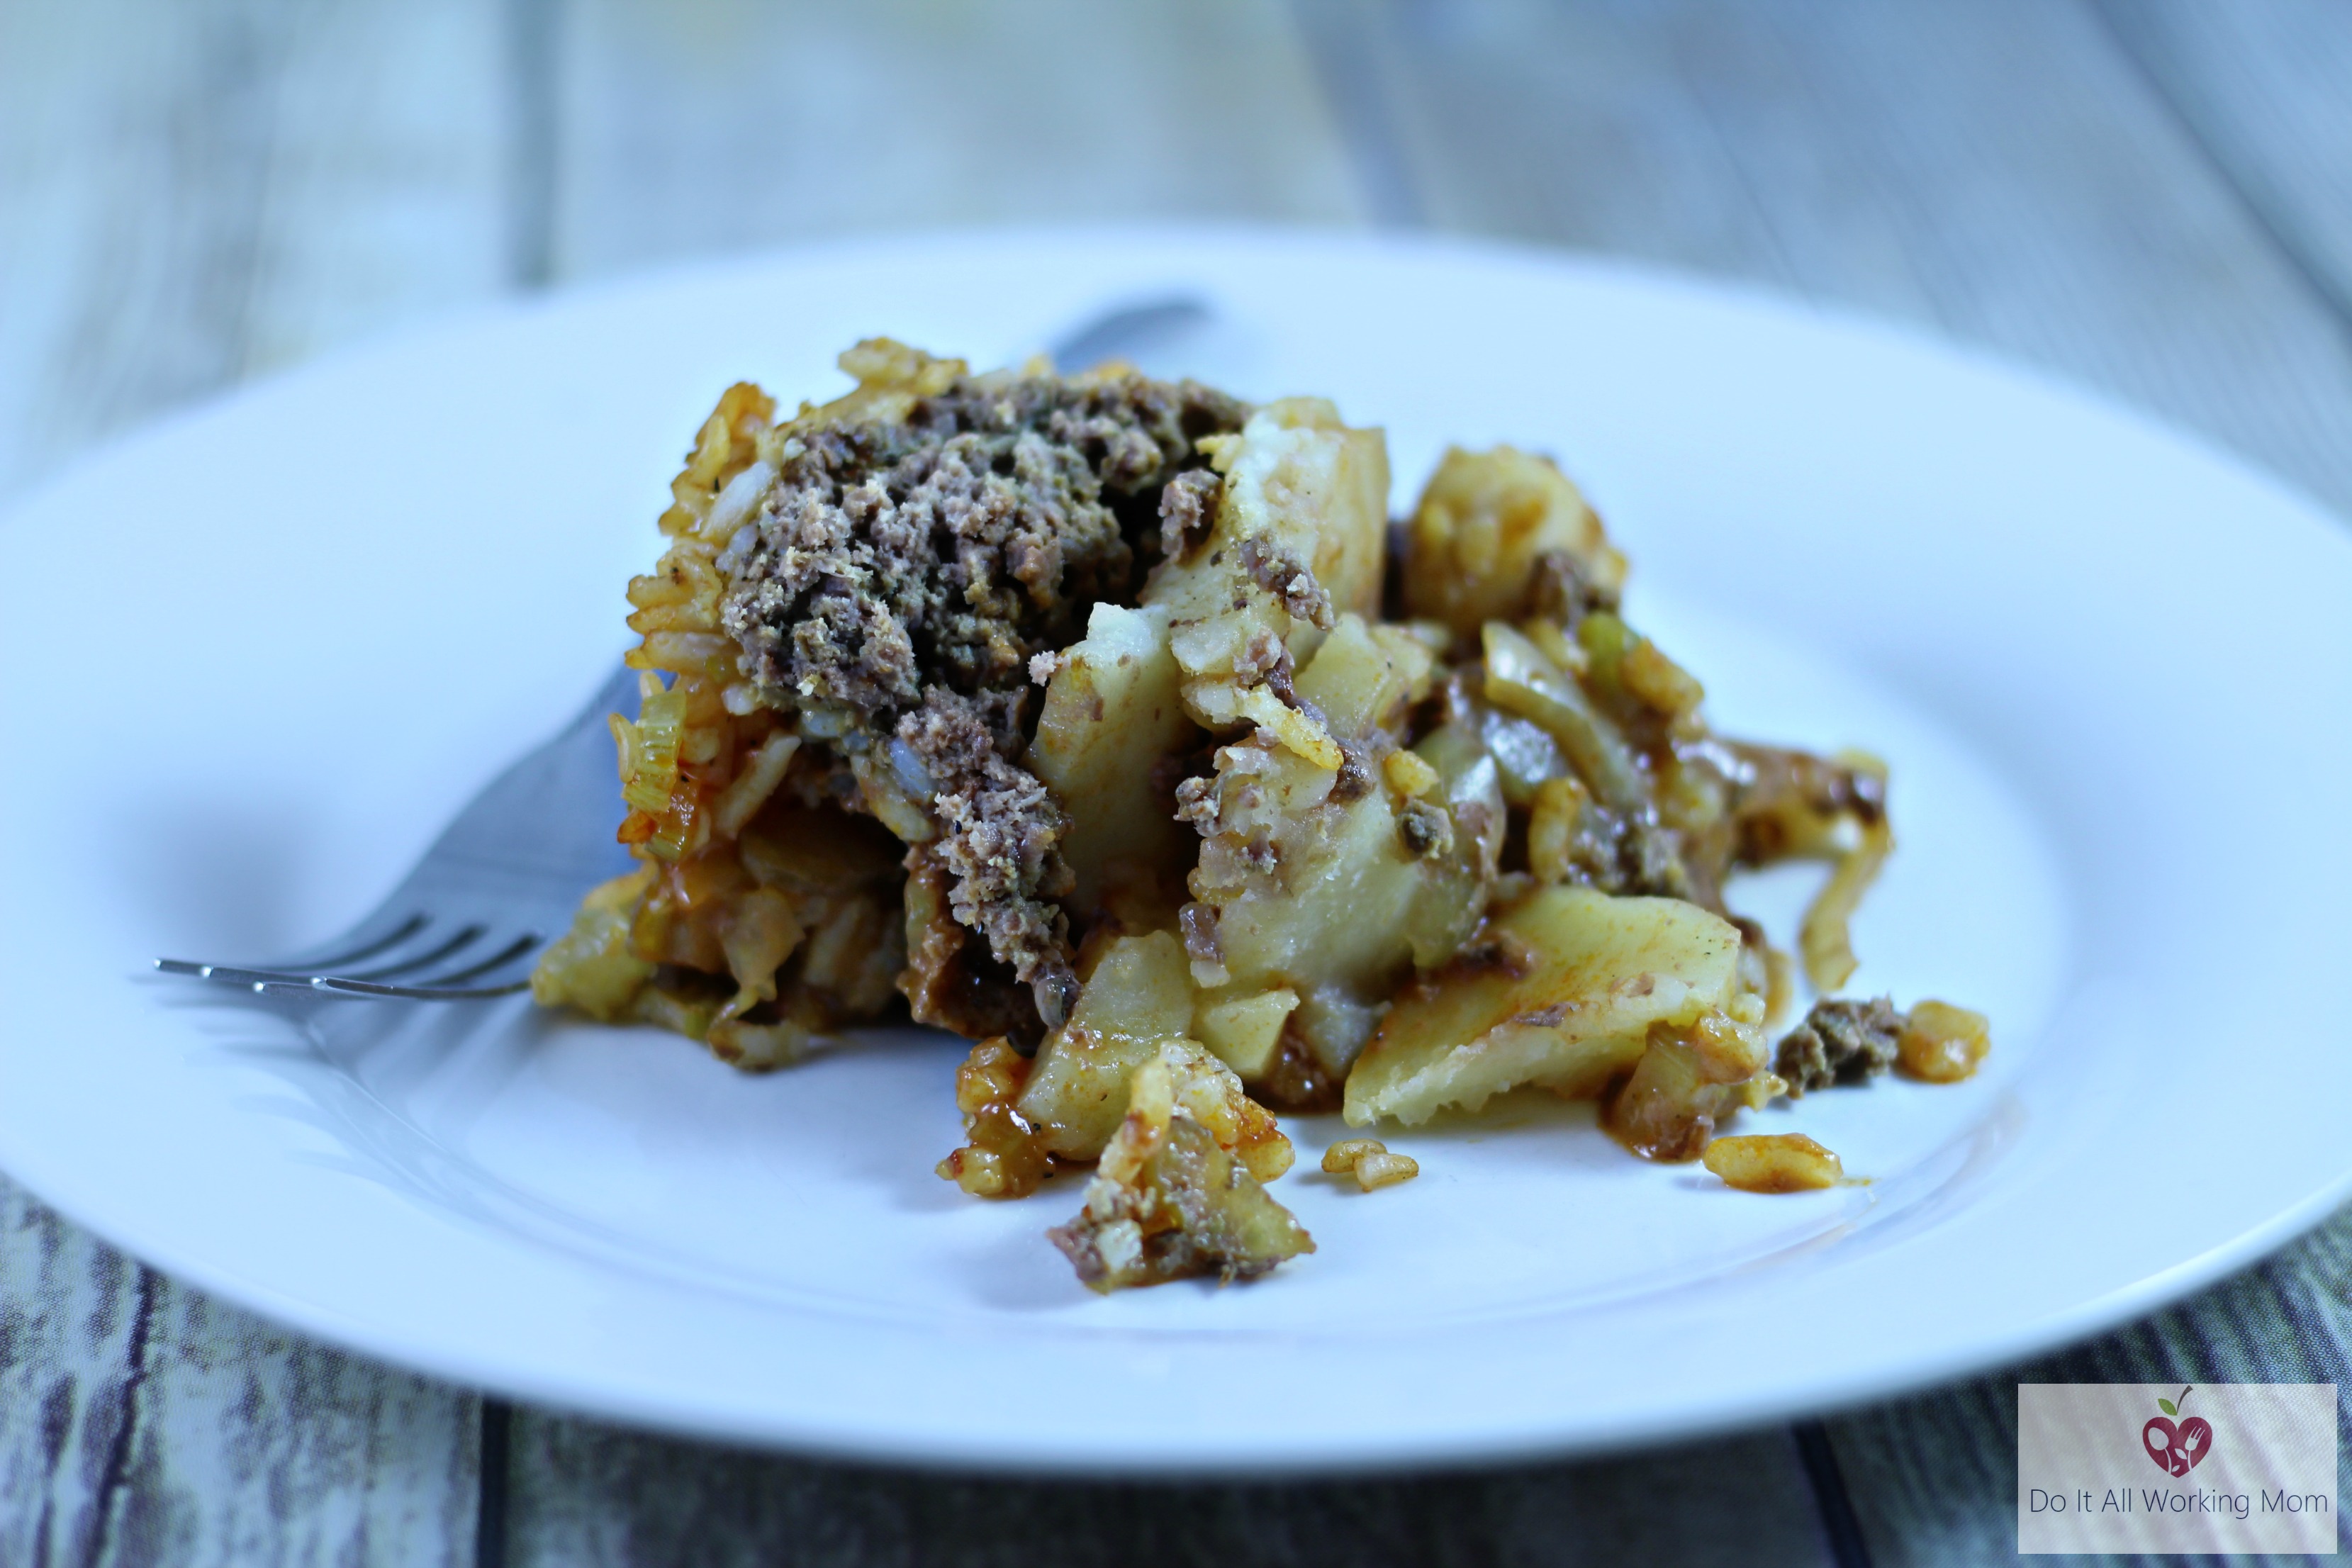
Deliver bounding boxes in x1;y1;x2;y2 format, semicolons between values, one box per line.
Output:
2141;1388;2212;1475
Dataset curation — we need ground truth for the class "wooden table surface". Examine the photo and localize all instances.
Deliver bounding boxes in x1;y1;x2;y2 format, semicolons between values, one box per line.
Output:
6;2;2351;1563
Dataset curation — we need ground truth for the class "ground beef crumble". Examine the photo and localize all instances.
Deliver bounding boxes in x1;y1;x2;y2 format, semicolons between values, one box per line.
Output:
725;372;1244;714
1236;535;1334;629
1329;739;1376;803
897;689;1079;1024
717;369;1248;1026
1158;467;1222;562
1774;996;1908;1095
1177;902;1224;972
1172;773;1220;834
1398;799;1452;858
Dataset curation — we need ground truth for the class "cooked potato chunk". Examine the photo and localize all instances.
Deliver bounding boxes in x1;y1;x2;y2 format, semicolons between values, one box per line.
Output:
1343;886;1752;1126
1147;400;1387;764
1185;734;1487;1080
935;1038;1055;1198
1897;999;1991;1082
1029;603;1199;922
1404;446;1625;636
1002;933;1295;1182
1193;986;1299;1080
1048;1045;1314;1293
1175;611;1493;1082
1604;1010;1776;1160
1015;932;1197;1160
1291;614;1433;738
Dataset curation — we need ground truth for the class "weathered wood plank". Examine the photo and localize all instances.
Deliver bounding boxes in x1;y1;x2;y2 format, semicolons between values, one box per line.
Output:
0;0;505;1558
1304;0;2352;520
547;0;1365;280
2097;0;2352;333
0;0;509;503
0;1175;147;1566
0;1175;479;1567
92;1270;481;1568
502;1411;1830;1567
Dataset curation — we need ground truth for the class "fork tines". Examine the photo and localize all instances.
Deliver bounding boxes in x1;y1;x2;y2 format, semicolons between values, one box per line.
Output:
155;915;544;1000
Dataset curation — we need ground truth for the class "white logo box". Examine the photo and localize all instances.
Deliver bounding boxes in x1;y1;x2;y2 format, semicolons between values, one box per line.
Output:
2017;1383;2337;1555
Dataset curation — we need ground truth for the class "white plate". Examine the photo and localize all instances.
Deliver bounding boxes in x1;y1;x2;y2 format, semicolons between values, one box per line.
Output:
4;228;2349;1474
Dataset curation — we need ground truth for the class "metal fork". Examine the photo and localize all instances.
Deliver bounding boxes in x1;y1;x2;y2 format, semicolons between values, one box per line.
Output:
152;295;1215;1003
155;666;642;999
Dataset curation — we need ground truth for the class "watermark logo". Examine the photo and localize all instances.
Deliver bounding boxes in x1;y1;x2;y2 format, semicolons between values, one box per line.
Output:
2141;1385;2212;1477
2018;1382;2336;1554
